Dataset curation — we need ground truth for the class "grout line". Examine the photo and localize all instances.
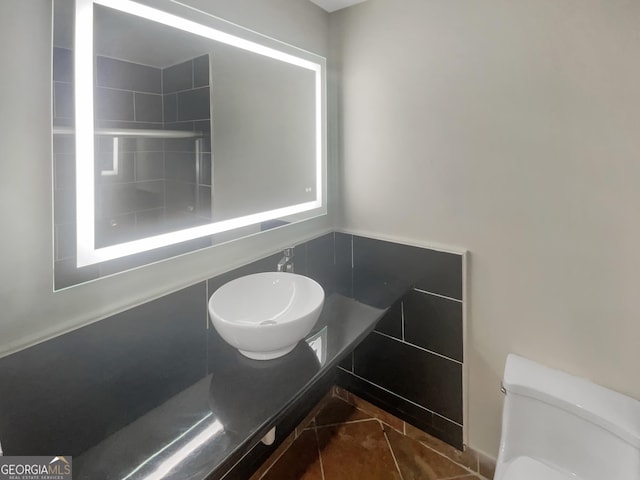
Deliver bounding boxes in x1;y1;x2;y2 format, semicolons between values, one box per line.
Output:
461;250;469;448
132;92;137;122
401;300;405;341
313;426;326;480
372;330;463;365
191;58;195;89
350;234;355;296
382;422;405;480
95;84;164;95
339;387;483;479
413;288;463;304
350;234;354;268
332;231;336;266
413;440;478;478
337;369;464;428
315;417;378;430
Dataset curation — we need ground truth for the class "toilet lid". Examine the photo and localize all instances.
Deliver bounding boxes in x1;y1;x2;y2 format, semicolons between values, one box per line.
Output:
501;456;578;480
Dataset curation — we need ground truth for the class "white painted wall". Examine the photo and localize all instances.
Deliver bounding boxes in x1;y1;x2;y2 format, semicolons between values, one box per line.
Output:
333;0;640;456
0;0;331;357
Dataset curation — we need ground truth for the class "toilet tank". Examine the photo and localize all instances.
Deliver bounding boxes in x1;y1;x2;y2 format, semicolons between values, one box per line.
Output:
496;355;640;480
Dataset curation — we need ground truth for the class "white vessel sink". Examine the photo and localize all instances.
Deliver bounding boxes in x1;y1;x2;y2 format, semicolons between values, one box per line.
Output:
208;272;325;360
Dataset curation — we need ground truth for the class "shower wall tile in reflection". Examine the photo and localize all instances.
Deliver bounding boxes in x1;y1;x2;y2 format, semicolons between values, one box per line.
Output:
134;92;164;122
96;55;162;94
52;48;214;289
163;58;194;93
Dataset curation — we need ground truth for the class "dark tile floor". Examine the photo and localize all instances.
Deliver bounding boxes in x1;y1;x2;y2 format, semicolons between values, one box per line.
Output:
251;392;485;480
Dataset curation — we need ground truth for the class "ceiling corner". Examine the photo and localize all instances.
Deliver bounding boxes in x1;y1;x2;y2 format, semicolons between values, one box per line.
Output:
308;0;368;13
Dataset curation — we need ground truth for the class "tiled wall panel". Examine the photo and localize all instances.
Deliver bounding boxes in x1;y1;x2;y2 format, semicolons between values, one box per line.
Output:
2;231;466;474
0;283;207;456
336;234;465;449
354;332;463;423
404;290;463;362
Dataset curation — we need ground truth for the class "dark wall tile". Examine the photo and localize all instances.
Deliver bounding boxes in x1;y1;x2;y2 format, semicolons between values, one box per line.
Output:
53;47;73;83
197;186;212;219
414;254;463;301
165;152;196;182
306;233;335;294
53;117;73;128
431;414;463;451
53;134;75;154
164;210;208;231
404;290;463;362
200;153;212;186
54;153;75;190
165;179;196;212
336;369;463;450
193;54;209;88
164;136;196;153
292;243;308;276
122;137;164;153
54;82;74;119
54;187;75;224
353;332;462;424
194;120;211;152
95;87;134;122
96;120;163;130
334;232;352;297
135;208;166;237
177;86;210;121
134;93;163;122
95;213;137;247
97;56;161;94
164;121;195;132
338;352;353;372
0;283;207;456
193;120;211;136
96;135;115;153
135;151;164;181
353;236;463;308
163;93;177;123
163;60;192;93
99;181;164;216
374;300;402;339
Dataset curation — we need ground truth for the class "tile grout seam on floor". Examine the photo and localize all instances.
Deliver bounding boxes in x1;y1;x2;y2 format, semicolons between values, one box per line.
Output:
313;426;326;480
382;422;405;480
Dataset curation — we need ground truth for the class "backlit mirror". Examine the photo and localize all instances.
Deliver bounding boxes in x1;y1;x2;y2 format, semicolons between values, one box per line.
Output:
52;0;326;289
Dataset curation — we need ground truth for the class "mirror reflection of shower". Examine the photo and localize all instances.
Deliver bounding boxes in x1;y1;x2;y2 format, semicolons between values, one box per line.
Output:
51;0;326;288
53;45;213;248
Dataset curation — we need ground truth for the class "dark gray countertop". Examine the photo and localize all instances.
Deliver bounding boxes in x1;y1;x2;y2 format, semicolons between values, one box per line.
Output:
74;294;385;479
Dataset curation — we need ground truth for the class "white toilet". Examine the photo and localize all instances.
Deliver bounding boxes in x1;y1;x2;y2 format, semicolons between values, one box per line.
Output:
494;354;640;480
